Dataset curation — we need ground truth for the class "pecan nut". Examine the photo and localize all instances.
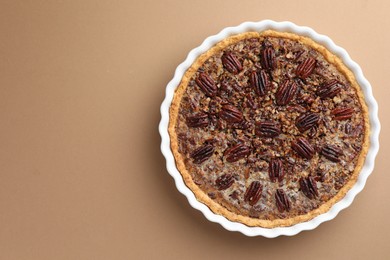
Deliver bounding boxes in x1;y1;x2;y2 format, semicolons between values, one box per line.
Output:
295;112;320;132
275;189;291;212
224;143;251;163
297;92;315;106
287;104;306;113
221;52;242;74
255;121;281;138
191;144;214;164
295;57;316;79
275;80;298;105
245;93;257;109
260;46;276;71
244;181;263;206
232;120;251;130
331;107;354;120
299;176;318;199
321;144;343;162
219;104;243;123
316;79;342;99
186;112;209;128
215;174;234;190
250;70;270;97
269;158;285;182
291;137;315;159
195;72;217;97
344;123;353;135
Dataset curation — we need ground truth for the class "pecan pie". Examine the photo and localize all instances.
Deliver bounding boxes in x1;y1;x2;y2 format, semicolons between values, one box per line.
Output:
168;30;369;228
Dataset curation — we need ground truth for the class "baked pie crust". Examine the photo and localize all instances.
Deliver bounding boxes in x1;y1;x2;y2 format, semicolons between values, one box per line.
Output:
168;30;369;228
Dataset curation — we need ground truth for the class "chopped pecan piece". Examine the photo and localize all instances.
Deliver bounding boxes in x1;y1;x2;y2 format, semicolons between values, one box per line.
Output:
297;92;315;106
295;57;316;79
195;72;217;97
186;112;209;128
321;144;343;162
299;176;318;199
331;107;354;120
275;80;298;105
275;189;291;212
287;104;306;113
344;123;353;134
292;137;315;159
244;181;263;206
307;126;318;138
224;143;251;163
215;174;234;190
269;158;285;182
219;104;243;123
232;120;251;130
295;112;320;132
208;192;216;199
245;93;257;109
250;70;270;97
229;190;239;200
221;52;242;74
255;121;281;138
316;79;342;99
260;46;276;71
191;144;214;164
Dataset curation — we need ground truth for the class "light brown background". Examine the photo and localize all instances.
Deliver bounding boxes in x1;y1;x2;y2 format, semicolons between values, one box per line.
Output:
0;0;388;259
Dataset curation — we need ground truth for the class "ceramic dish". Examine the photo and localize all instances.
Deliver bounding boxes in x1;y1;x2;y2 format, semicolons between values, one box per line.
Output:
159;20;380;237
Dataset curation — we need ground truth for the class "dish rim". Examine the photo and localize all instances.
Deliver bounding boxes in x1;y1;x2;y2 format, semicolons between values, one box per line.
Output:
159;20;380;237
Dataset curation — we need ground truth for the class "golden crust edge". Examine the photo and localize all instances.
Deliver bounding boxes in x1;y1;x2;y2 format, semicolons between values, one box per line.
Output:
168;30;370;228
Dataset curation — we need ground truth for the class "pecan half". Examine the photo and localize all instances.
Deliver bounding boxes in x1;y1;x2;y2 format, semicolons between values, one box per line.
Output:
221;52;242;74
291;137;315;159
186;112;209;128
275;80;298;105
275;189;290;212
321;144;343;162
295;57;316;79
295;112;320;132
224;143;251;163
260;46;276;71
255;121;281;138
191;144;214;164
244;181;263;206
316;79;342;99
195;72;217;97
215;174;234;190
219;104;243;123
299;176;318;199
331;107;354;120
250;70;270;97
269;158;285;182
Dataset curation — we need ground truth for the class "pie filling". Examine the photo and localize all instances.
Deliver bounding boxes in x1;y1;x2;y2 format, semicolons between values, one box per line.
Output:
172;32;366;222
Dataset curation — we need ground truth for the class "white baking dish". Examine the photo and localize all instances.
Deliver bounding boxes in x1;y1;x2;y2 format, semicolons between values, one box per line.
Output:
159;20;380;237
